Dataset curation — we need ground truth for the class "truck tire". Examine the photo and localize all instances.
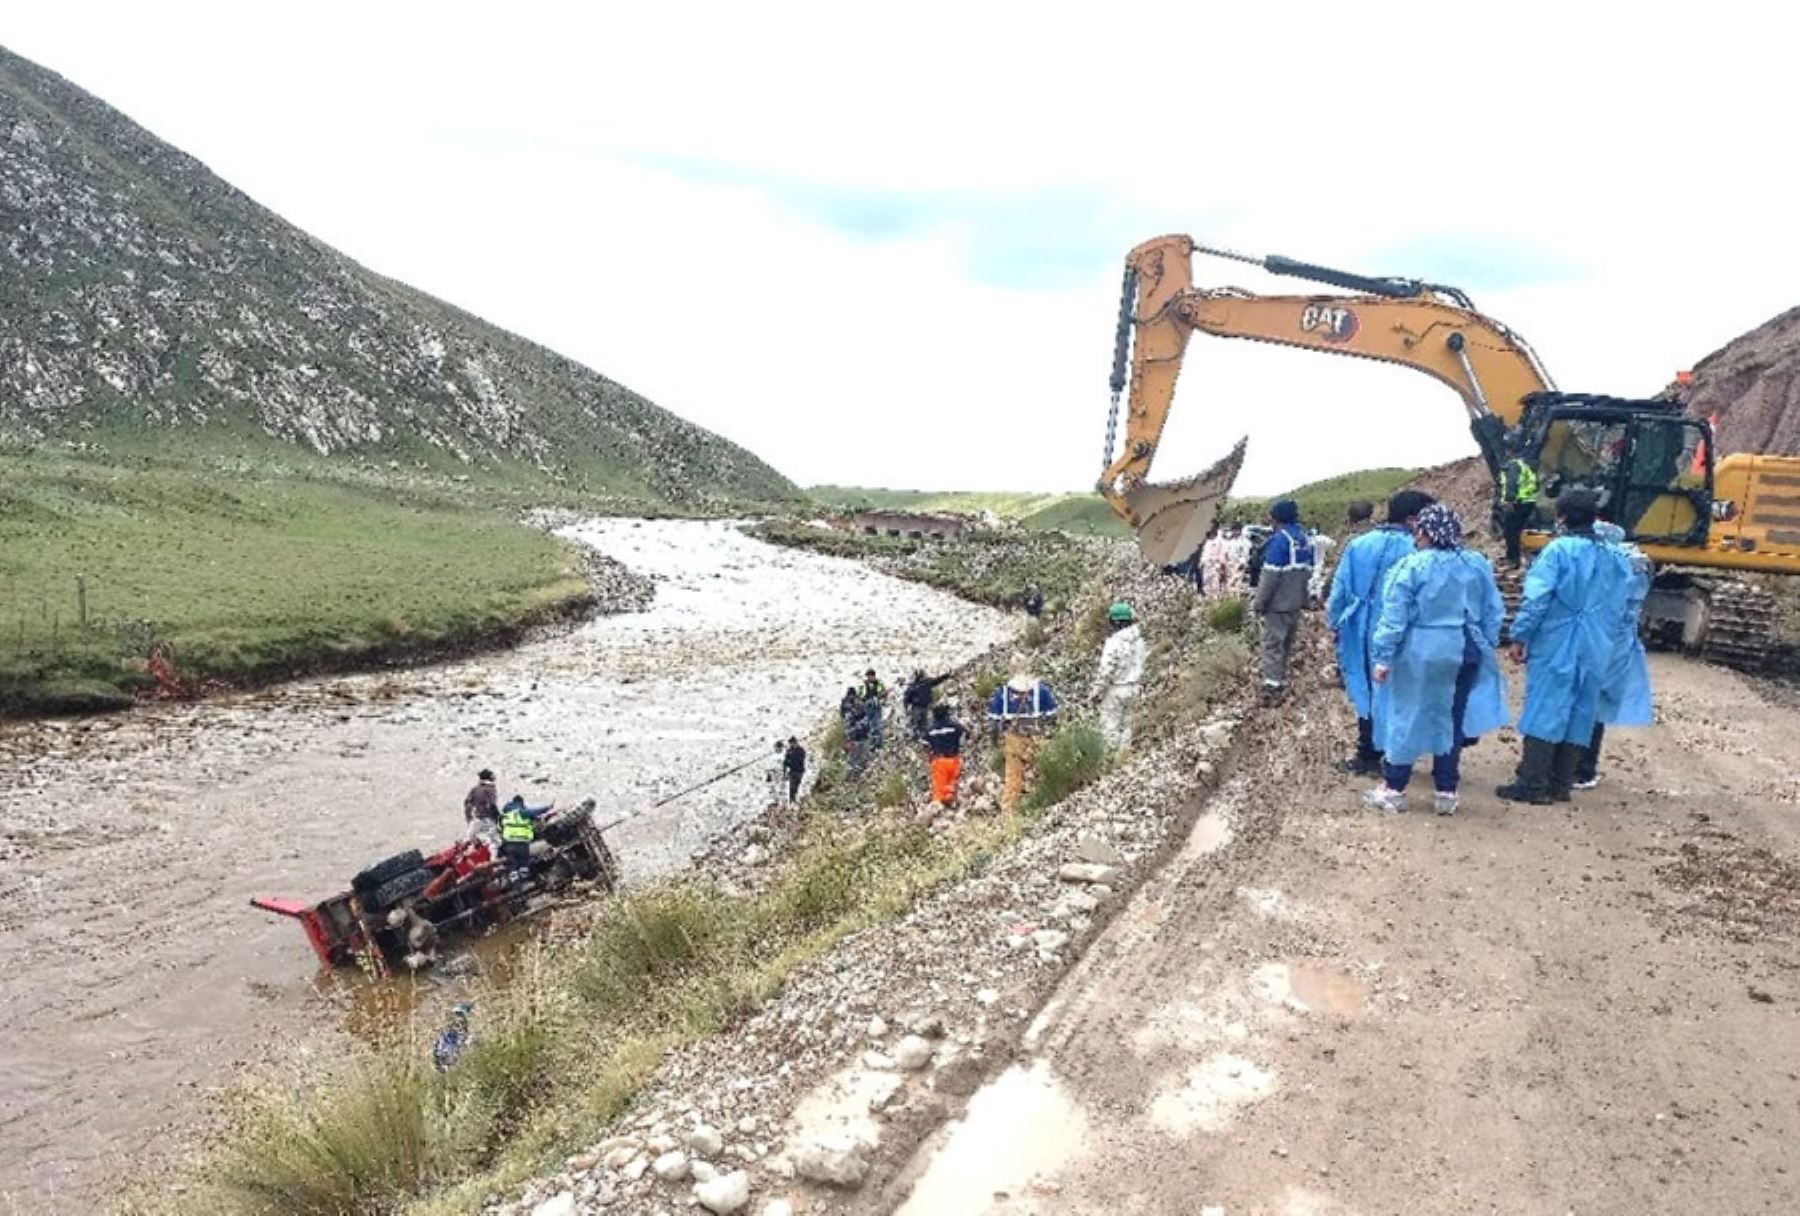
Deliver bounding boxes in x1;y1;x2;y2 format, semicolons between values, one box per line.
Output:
352;850;424;895
368;867;432;911
540;806;592;846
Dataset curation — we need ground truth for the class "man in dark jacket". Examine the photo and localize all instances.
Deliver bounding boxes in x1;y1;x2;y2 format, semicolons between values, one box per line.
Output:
860;669;889;748
1253;499;1317;700
924;704;968;808
463;769;498;823
782;736;807;804
902;668;953;739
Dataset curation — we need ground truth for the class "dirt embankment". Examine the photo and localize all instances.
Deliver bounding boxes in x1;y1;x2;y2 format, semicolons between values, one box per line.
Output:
1685;306;1800;455
879;648;1800;1214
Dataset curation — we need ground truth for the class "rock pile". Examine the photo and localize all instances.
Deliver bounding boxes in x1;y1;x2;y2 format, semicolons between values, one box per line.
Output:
1684;306;1800;456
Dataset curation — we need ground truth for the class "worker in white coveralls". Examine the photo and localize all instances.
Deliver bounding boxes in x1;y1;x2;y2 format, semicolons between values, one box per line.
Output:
1093;601;1147;750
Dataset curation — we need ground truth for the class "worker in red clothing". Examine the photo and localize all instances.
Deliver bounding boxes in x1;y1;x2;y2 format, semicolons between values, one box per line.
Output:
924;704;968;808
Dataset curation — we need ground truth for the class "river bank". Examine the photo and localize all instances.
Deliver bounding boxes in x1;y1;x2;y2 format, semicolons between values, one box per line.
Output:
0;519;1011;1212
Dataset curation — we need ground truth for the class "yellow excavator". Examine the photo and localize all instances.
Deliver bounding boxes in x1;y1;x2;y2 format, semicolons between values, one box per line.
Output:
1098;233;1800;666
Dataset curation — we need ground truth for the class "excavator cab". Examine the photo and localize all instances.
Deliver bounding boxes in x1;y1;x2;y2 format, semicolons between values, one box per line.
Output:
1518;393;1712;546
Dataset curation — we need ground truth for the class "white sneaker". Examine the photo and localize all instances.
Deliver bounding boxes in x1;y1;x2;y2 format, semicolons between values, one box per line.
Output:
1572;774;1601;791
1433;791;1459;816
1362;786;1406;814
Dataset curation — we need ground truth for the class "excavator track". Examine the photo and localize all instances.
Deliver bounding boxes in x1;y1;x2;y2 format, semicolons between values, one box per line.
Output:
1687;576;1778;671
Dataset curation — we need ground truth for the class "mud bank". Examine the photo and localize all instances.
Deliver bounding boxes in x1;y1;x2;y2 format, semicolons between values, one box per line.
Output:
0;520;1010;1211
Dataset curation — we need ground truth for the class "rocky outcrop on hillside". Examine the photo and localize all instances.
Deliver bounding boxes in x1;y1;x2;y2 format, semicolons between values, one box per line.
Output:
1683;307;1800;456
0;47;795;504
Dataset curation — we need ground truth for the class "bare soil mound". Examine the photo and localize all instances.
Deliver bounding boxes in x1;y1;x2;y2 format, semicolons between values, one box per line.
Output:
1684;306;1800;455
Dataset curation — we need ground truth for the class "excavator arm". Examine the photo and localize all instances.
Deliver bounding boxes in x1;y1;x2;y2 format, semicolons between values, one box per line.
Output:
1098;234;1556;561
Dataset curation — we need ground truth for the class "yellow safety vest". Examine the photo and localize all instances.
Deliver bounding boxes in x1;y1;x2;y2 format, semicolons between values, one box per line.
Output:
499;809;534;844
1500;458;1538;504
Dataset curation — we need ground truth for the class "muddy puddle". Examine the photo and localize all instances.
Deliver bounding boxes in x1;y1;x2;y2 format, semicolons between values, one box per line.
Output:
0;519;1011;1210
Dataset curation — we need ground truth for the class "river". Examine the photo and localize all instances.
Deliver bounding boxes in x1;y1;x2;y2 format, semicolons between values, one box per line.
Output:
0;519;1012;1210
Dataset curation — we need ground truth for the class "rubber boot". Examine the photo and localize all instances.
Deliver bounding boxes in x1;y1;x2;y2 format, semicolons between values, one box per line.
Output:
1496;736;1556;804
1549;742;1581;803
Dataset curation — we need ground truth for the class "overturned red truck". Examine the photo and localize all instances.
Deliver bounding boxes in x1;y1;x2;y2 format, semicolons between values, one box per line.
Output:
253;799;620;973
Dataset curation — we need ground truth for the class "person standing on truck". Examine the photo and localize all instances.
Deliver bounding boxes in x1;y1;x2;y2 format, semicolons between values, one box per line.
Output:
1497;444;1539;569
782;736;807;804
1253;500;1316;701
463;769;498;823
924;704;969;808
497;794;553;873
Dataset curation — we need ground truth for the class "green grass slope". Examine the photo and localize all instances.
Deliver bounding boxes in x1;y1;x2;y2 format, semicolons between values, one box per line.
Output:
0;450;592;715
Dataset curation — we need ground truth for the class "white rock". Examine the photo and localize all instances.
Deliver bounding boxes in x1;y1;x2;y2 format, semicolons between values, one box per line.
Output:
792;1139;871;1188
1061;891;1100;915
602;1145;641;1170
687;1124;725;1157
620;1155;650;1182
866;1015;889;1039
691;1159;720;1184
863;1050;897;1070
737;1116;760;1136
893;1034;935;1071
906;1011;948;1038
743;844;769;867
651;1150;690;1182
1033;929;1071;954
1058;862;1120;885
647;1133;680;1154
531;1194;576;1216
975;988;1000;1006
761;1201;795;1216
695;1170;752;1214
1074;835;1126;866
1201;1207;1226;1216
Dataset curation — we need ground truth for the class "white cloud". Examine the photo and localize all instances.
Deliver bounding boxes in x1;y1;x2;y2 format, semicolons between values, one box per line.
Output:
6;1;1795;495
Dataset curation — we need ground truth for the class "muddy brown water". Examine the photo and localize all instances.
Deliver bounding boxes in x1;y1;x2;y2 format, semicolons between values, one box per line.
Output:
0;520;1011;1211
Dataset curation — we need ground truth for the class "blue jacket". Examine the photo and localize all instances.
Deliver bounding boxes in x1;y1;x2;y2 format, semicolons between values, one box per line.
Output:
1597;538;1653;727
987;683;1058;722
1369;548;1509;766
1325;525;1418;720
1509;532;1631;744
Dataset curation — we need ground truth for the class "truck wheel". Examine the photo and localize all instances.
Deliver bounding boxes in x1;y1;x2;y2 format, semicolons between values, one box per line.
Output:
353;850;424;895
368;867;432;911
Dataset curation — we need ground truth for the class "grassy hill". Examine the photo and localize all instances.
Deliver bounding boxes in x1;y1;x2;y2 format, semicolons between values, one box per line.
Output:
808;466;1419;543
807;486;1131;537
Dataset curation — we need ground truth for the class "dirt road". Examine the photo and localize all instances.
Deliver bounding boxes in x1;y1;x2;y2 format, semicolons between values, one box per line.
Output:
0;520;1010;1212
885;652;1800;1215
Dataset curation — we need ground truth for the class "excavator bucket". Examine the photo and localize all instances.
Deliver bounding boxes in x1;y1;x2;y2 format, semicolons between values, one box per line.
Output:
1125;438;1248;566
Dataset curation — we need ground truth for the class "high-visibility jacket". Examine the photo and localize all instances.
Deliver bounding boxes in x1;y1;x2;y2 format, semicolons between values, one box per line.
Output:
1499;459;1538;504
499;808;535;844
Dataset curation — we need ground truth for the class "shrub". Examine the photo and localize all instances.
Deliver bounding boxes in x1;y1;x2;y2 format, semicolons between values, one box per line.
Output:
875;771;910;809
212;1062;435;1216
1204;597;1247;633
1027;722;1108;810
1019;618;1050;650
1073;599;1111;652
571;885;728;1013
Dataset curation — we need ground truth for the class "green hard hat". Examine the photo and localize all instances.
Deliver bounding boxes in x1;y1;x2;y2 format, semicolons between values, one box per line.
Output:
1107;601;1134;623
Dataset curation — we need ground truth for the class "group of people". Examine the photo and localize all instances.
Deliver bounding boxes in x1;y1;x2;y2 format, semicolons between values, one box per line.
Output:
1326;486;1651;814
1191;517;1336;608
461;768;554;870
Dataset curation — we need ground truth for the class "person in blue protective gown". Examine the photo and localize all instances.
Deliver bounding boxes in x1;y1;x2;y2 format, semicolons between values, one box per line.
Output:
1361;504;1508;816
1496;489;1631;804
1326;489;1436;776
1572;519;1654;789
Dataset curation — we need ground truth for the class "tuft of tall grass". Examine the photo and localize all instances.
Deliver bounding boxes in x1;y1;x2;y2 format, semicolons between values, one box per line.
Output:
1203;597;1247;633
1027;722;1108;810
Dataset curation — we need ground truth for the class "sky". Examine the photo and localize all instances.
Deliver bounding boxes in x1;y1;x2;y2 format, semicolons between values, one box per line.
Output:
6;2;1796;495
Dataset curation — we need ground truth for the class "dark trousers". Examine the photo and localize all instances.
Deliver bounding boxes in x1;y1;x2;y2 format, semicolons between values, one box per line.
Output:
1355;716;1380;766
500;840;531;871
1512;735;1582;797
1501;501;1534;565
787;771;803;803
1574;724;1605;784
1382;655;1479;794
